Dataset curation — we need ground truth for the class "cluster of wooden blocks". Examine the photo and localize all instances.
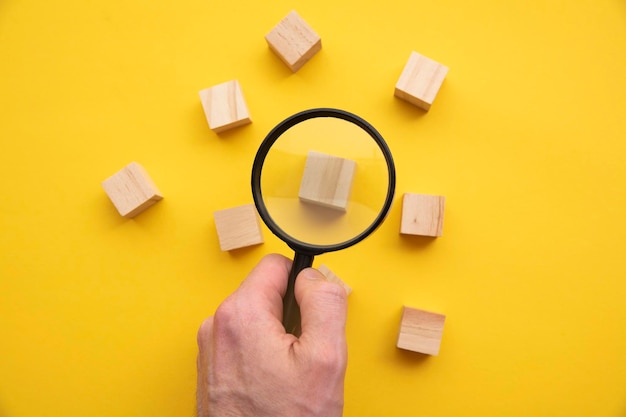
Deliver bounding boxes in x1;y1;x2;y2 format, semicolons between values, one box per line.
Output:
100;9;449;355
101;163;447;241
100;164;446;355
197;10;448;134
210;176;447;253
212;149;358;253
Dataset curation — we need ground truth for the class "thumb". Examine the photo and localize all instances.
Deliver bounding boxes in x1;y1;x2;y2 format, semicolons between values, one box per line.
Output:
295;268;347;342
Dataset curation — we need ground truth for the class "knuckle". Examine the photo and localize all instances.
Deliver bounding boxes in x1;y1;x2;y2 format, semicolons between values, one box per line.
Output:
213;297;237;327
212;297;243;341
312;343;346;374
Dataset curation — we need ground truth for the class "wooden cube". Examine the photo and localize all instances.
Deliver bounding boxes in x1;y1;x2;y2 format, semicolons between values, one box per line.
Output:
265;10;321;72
102;162;163;218
214;204;264;251
397;306;446;356
318;264;352;295
298;151;356;211
400;193;445;237
199;80;251;133
394;51;448;111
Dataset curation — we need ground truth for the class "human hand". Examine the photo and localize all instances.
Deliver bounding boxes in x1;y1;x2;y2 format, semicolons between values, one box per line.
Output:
196;254;348;417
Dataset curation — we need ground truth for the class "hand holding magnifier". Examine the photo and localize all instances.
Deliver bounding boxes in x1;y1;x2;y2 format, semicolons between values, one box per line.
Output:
251;108;396;336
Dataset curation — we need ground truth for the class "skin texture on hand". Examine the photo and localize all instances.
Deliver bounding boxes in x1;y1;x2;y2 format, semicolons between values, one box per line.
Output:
197;254;348;417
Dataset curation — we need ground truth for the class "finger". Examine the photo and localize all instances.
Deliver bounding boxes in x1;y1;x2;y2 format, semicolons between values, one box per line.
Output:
295;267;347;345
236;254;293;322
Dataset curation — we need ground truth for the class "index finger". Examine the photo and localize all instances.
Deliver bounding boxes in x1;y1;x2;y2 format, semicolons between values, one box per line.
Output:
235;253;292;321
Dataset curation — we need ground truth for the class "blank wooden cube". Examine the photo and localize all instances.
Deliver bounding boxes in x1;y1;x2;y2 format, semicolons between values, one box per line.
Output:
199;80;252;133
318;264;352;295
298;151;356;211
265;10;321;72
397;306;446;356
400;193;445;237
394;51;448;111
214;204;264;251
102;162;163;218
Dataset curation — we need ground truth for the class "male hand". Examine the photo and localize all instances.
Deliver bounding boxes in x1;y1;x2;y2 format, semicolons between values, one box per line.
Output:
197;254;348;417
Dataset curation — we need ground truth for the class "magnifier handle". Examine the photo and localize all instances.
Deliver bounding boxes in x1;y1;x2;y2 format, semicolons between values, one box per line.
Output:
283;252;314;336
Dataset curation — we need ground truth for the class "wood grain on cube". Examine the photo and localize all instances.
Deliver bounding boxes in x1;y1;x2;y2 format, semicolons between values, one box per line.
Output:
400;193;445;237
102;162;163;218
199;80;251;133
265;10;321;72
397;306;446;356
395;51;448;111
214;204;264;251
298;151;356;211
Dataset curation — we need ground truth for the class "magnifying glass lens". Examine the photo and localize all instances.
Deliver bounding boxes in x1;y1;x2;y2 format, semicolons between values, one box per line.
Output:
260;117;390;247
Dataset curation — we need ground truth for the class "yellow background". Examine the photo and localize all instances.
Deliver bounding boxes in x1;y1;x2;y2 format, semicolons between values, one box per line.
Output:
1;0;625;416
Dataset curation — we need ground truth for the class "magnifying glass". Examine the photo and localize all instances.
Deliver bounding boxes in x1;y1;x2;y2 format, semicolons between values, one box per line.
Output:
251;108;396;336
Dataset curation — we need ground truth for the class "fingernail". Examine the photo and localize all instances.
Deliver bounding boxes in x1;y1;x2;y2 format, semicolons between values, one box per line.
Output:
301;268;323;280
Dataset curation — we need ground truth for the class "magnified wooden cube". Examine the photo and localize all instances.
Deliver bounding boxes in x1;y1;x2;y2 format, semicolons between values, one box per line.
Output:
214;204;264;251
400;193;445;237
265;10;322;72
394;51;448;111
102;162;163;218
199;80;252;133
318;264;352;295
397;306;446;356
298;151;356;211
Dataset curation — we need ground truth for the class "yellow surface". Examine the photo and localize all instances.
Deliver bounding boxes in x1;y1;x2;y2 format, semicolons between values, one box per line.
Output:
1;0;625;416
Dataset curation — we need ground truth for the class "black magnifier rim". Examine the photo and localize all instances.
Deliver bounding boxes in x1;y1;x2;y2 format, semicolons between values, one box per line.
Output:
251;108;396;256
